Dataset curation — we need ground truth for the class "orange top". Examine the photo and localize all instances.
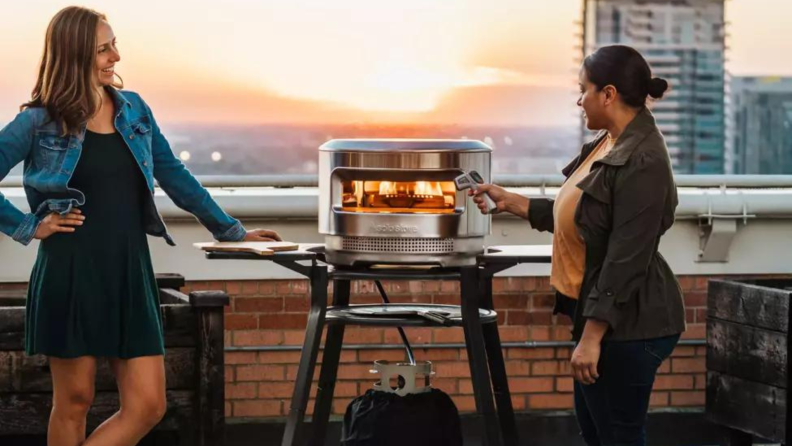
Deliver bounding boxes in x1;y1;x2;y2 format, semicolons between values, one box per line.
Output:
550;138;612;299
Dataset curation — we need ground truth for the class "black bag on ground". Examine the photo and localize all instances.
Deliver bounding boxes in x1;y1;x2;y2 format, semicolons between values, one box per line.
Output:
340;388;463;446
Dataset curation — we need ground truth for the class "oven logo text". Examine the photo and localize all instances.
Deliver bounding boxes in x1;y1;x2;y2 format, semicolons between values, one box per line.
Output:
371;224;419;234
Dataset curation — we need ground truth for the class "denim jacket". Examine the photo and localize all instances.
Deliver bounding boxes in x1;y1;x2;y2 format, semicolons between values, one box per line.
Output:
0;88;246;246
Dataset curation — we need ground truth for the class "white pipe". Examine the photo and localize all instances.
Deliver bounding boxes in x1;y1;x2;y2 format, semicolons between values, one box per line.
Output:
4;174;792;189
150;188;792;219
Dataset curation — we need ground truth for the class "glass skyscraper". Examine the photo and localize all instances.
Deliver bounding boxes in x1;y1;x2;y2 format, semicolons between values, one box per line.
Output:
581;0;726;173
728;76;792;174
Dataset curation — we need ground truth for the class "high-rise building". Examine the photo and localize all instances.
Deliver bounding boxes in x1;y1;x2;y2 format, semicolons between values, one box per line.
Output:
581;0;726;173
727;76;792;174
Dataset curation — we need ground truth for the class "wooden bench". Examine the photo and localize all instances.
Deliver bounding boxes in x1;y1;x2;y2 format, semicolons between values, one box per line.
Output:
0;273;228;446
706;278;791;446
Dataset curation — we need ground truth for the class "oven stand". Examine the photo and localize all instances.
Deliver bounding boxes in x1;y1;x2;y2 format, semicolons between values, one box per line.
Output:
279;262;519;446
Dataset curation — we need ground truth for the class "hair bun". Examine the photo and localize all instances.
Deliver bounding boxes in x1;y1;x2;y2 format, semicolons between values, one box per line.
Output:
648;77;669;99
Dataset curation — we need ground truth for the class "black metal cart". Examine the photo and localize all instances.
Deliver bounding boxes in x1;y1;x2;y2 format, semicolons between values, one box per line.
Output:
206;244;552;446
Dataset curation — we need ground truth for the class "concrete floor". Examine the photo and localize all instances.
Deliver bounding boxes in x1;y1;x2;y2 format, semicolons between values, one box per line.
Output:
223;411;729;446
0;410;772;446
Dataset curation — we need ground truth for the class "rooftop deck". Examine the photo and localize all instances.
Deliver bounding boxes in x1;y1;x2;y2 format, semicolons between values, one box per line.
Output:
1;411;750;446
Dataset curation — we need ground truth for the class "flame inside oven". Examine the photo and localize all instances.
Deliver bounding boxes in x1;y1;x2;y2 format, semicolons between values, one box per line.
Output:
343;180;456;213
377;181;444;197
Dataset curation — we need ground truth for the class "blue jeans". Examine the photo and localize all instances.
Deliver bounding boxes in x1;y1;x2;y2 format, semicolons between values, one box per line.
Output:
573;334;681;446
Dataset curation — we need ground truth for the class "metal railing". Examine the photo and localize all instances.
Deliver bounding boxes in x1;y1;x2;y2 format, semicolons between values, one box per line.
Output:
4;174;792;189
225;338;706;353
6;174;792;219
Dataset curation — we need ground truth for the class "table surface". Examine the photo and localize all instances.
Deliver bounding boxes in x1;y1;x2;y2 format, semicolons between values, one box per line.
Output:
204;244;551;263
204;244;324;262
479;245;552;264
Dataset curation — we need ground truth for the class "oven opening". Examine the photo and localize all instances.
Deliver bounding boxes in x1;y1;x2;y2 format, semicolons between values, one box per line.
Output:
342;180;456;214
334;169;462;215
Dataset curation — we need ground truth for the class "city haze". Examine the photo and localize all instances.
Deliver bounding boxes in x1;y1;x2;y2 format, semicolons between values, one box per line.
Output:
1;1;790;175
1;0;790;127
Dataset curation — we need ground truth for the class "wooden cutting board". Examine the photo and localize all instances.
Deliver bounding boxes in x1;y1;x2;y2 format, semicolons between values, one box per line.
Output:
193;241;299;256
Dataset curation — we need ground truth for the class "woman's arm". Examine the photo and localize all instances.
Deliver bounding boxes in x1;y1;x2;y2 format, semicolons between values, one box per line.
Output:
472;184;555;233
570;319;608;384
525;198;554;233
137;97;252;242
0;112;41;245
471;184;529;218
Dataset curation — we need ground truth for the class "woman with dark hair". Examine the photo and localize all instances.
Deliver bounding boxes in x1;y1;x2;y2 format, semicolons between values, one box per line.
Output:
472;45;686;446
0;6;280;446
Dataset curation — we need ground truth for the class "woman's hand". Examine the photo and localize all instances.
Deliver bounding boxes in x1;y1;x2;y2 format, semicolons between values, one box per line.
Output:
570;319;609;385
34;209;85;240
571;340;601;385
468;184;530;218
243;229;282;242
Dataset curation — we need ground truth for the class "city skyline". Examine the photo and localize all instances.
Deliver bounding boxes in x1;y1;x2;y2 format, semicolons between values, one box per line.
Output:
583;0;727;173
1;0;791;127
728;76;792;174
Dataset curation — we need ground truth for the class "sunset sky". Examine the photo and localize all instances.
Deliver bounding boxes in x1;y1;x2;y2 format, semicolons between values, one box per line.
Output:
1;0;791;127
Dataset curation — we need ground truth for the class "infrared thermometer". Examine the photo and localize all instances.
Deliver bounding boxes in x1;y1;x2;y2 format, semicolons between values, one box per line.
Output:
454;170;498;214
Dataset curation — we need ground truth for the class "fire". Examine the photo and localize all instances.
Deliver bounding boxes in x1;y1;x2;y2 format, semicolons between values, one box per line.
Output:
344;180;456;213
378;181;396;196
377;181;444;197
353;181;365;205
413;181;444;197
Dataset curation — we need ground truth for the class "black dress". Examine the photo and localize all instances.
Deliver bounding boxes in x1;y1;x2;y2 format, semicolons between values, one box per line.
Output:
25;130;164;359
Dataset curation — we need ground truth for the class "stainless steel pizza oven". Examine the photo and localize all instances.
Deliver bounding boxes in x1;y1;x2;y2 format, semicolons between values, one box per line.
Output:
318;139;492;267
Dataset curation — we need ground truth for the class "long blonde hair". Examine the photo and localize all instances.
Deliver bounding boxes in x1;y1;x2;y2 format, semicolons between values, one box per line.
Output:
22;6;123;135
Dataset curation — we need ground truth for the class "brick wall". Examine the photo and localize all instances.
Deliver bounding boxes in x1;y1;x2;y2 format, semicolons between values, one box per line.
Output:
174;275;725;421
0;274;748;420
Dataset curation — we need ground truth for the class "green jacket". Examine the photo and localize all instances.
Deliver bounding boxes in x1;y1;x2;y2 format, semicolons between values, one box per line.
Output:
529;107;686;341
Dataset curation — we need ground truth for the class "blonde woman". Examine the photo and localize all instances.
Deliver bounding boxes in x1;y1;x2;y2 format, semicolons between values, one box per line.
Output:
0;6;280;445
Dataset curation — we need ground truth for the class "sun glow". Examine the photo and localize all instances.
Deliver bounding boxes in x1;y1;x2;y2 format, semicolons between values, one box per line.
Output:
168;1;545;114
0;0;582;123
6;0;789;125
